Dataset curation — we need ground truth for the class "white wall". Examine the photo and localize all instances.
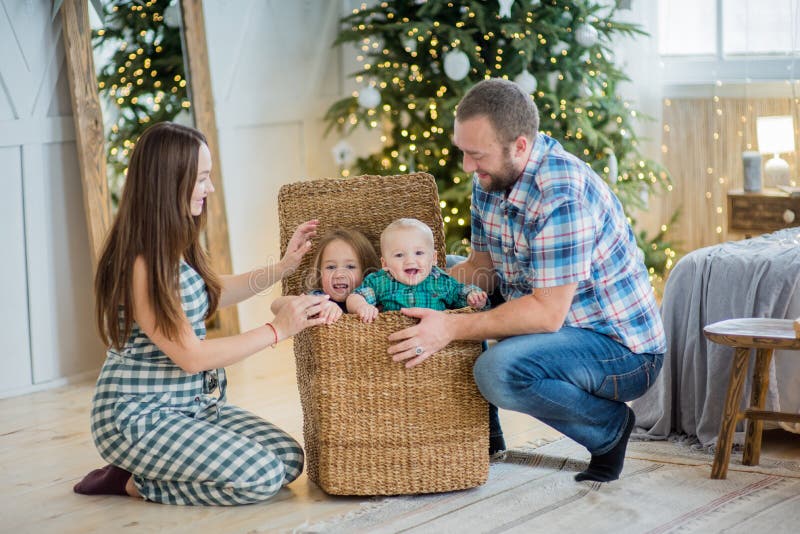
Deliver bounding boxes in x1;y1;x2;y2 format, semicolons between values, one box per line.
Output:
205;0;376;330
0;1;105;398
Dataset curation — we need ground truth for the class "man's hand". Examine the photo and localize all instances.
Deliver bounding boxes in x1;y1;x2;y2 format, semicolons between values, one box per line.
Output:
280;219;319;275
467;290;487;309
387;308;454;368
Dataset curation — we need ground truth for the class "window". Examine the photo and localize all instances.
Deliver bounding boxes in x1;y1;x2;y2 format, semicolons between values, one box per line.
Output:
659;0;800;85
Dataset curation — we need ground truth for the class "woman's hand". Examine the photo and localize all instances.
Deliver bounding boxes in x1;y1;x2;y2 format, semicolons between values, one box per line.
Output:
271;293;329;341
280;219;319;276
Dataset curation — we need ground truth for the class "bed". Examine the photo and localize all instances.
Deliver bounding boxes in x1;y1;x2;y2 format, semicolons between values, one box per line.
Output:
631;228;800;447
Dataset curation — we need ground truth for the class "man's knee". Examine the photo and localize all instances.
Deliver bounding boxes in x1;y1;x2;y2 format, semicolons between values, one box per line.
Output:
474;351;516;407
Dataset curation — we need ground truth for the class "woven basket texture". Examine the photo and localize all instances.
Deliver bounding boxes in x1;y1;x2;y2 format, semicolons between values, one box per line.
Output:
278;173;489;495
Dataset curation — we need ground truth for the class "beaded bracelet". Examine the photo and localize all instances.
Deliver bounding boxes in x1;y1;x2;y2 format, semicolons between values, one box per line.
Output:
264;322;278;348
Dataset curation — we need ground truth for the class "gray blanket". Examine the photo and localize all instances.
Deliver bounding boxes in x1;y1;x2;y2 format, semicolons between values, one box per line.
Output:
631;228;800;447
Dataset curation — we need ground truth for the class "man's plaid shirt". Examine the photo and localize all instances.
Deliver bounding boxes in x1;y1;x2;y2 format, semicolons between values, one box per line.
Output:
353;266;484;311
470;132;666;355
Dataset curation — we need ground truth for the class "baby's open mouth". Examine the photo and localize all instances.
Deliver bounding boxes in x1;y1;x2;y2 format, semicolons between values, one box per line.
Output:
404;268;420;276
332;283;349;290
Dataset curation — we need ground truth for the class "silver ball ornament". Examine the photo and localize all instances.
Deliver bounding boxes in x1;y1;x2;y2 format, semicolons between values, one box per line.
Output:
514;70;538;94
357;86;381;109
443;49;471;81
575;24;599;48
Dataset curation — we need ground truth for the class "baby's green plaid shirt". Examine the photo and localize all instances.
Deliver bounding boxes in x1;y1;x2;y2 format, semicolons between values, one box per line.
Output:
353;266;486;311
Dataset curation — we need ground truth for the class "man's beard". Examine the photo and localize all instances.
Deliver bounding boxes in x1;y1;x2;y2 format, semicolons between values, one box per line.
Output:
479;148;521;192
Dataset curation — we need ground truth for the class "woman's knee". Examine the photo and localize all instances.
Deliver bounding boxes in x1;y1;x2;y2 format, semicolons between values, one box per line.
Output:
232;459;288;503
280;446;304;483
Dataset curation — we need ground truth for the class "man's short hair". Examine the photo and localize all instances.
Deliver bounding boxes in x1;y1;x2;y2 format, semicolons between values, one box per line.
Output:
456;78;539;144
380;218;435;253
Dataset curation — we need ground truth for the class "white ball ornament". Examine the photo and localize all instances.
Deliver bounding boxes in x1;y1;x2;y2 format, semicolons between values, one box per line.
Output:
547;71;560;92
331;140;356;167
575;24;599;48
514;70;538;94
357;86;381;109
443;49;471;81
498;0;514;18
552;40;570;57
163;3;182;28
604;148;618;185
403;37;417;53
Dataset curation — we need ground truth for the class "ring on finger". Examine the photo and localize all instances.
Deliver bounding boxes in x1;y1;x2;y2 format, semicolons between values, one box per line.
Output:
414;346;424;356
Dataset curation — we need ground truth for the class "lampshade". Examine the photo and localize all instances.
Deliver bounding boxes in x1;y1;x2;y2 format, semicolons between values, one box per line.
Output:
757;115;795;155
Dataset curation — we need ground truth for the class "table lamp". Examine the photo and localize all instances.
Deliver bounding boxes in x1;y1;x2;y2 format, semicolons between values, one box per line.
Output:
757;115;795;186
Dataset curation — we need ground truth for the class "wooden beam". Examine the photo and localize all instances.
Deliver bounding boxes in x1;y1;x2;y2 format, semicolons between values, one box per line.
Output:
742;409;800;423
61;0;111;268
181;0;239;337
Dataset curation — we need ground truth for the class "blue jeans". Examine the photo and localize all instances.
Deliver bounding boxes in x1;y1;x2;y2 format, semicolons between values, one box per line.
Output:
473;327;663;455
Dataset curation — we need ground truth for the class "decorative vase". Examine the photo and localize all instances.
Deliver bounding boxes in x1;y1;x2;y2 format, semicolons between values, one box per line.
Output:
742;151;762;192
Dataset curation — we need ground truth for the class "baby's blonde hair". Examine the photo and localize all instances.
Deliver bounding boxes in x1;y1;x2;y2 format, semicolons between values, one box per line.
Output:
380;218;435;254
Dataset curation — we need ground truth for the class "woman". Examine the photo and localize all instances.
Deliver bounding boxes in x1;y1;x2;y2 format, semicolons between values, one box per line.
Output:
73;122;328;505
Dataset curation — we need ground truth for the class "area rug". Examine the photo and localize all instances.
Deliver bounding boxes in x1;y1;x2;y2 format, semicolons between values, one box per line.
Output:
296;438;800;533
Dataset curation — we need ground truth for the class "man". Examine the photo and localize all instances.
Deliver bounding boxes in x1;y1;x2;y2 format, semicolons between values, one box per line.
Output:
388;78;666;483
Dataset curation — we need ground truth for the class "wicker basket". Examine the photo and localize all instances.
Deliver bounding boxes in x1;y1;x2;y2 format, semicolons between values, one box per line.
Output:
278;173;489;495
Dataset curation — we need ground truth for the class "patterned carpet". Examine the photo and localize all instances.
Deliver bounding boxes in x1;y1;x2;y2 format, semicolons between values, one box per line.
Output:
297;438;800;533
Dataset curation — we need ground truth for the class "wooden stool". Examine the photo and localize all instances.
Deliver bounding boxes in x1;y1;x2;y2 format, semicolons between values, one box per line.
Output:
703;318;800;479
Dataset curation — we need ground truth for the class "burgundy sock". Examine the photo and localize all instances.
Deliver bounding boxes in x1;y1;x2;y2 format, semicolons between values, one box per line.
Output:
73;464;132;496
574;407;635;483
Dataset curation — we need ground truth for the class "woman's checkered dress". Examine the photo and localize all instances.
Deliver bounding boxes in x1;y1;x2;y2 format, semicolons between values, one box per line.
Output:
89;262;303;505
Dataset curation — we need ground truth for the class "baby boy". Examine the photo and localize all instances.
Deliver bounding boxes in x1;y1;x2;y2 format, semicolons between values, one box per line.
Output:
347;218;488;322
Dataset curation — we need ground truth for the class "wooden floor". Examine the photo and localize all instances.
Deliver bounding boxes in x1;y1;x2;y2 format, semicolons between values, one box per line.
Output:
2;342;798;533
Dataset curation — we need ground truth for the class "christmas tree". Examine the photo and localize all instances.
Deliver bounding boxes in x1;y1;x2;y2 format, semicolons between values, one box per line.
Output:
324;0;676;279
92;0;190;205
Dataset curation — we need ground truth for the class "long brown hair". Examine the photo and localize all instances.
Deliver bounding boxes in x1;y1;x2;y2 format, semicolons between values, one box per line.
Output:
95;122;221;349
305;228;380;292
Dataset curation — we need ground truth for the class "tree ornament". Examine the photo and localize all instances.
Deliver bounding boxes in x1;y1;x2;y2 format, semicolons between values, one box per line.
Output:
547;71;561;92
604;147;618;184
332;140;356;167
551;40;570;56
514;70;538;94
531;0;541;6
574;23;599;47
498;0;514;18
443;49;471;81
163;3;182;28
357;85;381;109
403;37;417;53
